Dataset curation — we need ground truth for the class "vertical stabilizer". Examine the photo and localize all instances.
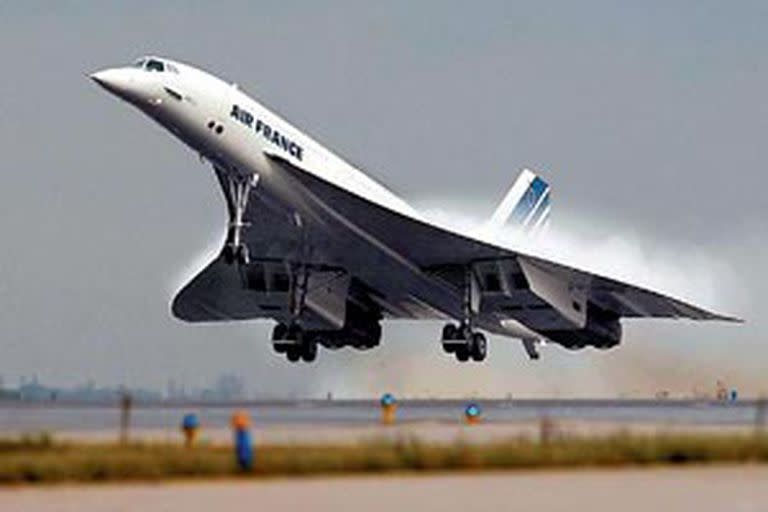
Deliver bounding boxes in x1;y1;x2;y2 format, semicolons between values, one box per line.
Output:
485;169;551;238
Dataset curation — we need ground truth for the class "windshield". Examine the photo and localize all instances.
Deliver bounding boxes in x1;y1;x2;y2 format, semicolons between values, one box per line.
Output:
146;59;165;72
131;57;179;74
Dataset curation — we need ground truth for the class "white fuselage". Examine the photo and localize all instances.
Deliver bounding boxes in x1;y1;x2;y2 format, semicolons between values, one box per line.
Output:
93;59;421;224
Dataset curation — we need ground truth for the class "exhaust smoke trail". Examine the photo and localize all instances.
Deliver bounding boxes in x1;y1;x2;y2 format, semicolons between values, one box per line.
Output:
376;201;749;399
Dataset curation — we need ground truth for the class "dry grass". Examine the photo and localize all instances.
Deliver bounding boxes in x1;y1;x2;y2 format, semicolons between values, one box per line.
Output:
1;432;767;484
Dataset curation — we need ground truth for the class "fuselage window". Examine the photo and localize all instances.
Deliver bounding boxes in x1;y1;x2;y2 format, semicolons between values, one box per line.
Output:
146;59;165;72
166;63;179;74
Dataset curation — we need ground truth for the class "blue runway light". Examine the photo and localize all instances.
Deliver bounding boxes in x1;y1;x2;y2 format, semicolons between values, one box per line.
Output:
465;403;482;424
181;412;200;447
182;413;200;430
380;393;397;425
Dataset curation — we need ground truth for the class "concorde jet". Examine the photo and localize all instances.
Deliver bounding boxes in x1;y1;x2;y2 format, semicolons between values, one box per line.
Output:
91;56;739;363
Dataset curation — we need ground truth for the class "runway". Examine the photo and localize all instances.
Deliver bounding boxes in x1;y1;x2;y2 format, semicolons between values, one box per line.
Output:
2;399;762;429
2;399;764;445
2;466;766;512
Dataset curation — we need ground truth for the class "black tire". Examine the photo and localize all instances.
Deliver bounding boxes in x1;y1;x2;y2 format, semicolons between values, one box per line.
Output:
286;324;302;341
272;323;288;341
471;333;487;362
455;346;469;362
442;323;458;341
442;343;457;354
301;340;318;362
286;348;301;362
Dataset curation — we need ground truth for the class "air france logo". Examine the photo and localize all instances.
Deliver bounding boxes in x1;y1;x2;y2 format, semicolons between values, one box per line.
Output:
230;105;304;161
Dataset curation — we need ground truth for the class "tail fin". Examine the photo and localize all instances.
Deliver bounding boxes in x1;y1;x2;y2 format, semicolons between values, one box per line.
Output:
485;168;551;238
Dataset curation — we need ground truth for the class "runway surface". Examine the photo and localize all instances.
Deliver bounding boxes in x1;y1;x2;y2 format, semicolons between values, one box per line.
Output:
2;466;766;512
2;399;764;444
2;399;762;431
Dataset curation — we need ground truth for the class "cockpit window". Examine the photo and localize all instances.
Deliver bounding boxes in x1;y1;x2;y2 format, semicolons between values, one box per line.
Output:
146;59;165;72
131;56;179;73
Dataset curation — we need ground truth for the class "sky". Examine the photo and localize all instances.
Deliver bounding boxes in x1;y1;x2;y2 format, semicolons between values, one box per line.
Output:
0;1;765;398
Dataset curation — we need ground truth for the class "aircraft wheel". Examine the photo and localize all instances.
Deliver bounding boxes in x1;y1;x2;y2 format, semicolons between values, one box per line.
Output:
272;324;289;353
470;332;487;362
442;323;459;341
286;348;301;362
455;346;470;362
286;324;302;341
272;323;288;341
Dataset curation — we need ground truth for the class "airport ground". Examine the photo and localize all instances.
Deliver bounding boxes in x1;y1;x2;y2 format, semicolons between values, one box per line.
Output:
1;465;766;512
20;420;764;447
2;401;767;509
2;399;765;445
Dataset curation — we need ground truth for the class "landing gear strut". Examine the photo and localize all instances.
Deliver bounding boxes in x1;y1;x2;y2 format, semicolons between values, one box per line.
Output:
272;323;318;363
440;265;487;362
219;170;259;265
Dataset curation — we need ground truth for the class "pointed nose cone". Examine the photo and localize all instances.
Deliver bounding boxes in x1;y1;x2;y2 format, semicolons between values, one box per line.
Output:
90;68;139;102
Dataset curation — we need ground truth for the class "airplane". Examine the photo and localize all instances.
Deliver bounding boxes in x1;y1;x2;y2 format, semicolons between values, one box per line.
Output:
90;56;740;364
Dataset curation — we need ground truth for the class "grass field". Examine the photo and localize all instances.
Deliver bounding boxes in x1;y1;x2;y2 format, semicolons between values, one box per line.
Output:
2;432;767;484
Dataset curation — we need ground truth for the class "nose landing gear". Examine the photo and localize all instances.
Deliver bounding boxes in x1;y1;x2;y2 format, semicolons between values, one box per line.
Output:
222;244;249;266
440;266;488;362
218;169;258;265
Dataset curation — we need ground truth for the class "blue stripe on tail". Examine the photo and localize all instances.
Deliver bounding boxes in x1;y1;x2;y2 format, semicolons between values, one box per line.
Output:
509;176;549;225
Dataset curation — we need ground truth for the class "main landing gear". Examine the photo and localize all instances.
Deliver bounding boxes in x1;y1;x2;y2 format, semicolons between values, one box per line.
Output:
272;323;318;363
440;265;487;362
441;323;487;362
220;170;259;265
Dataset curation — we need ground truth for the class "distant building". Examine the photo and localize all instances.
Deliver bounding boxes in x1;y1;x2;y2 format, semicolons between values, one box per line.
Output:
199;374;246;402
11;376;161;403
19;377;56;401
0;387;20;401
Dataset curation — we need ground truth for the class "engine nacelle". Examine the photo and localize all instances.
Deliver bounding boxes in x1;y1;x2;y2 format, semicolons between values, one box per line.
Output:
306;301;382;350
543;304;622;350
